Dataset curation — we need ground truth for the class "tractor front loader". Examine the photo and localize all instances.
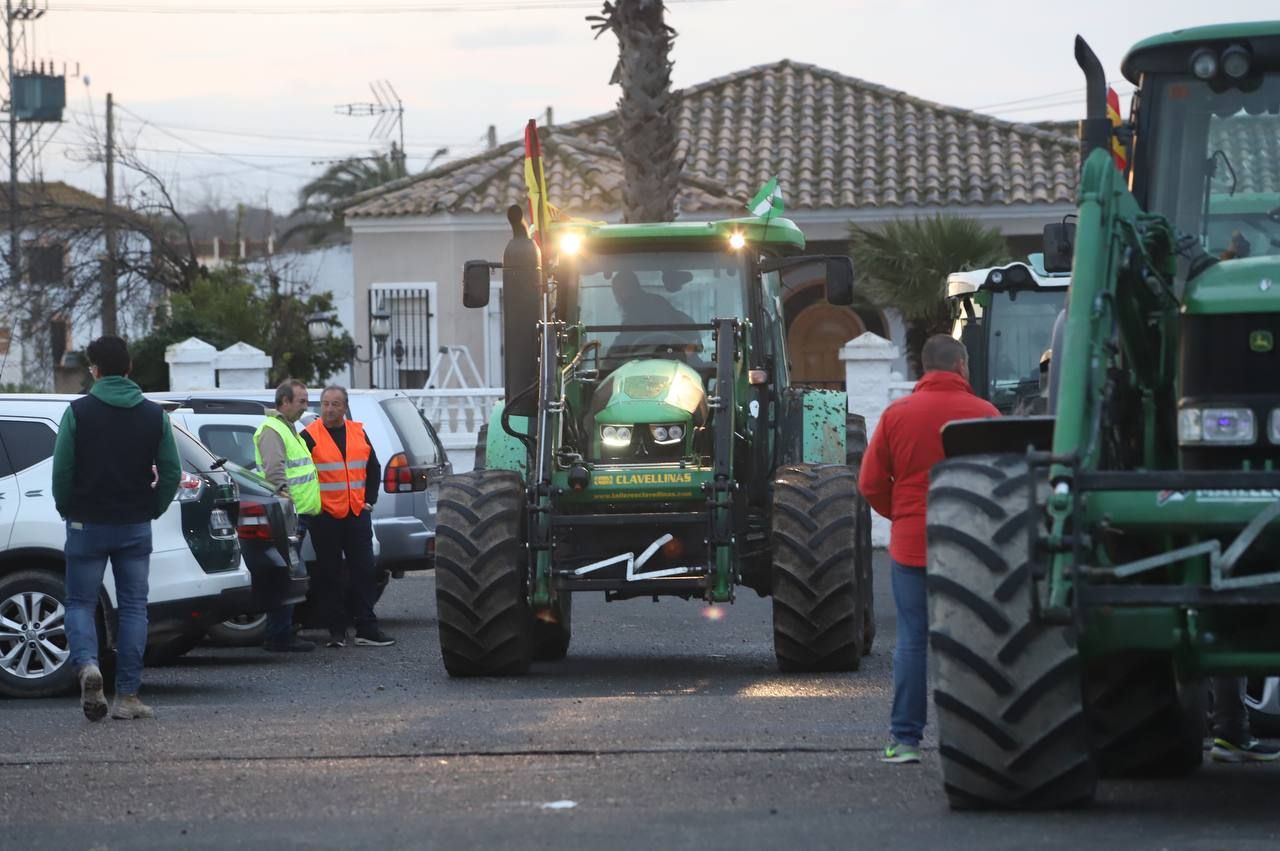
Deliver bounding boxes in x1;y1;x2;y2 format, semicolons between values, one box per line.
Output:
434;205;875;676
926;23;1280;810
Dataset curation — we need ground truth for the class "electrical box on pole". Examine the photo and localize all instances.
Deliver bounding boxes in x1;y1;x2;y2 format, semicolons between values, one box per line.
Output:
13;71;64;122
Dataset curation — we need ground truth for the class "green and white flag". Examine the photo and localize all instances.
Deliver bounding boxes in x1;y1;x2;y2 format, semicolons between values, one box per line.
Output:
747;178;784;217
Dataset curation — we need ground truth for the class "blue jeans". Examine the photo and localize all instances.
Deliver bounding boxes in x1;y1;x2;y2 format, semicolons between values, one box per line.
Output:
890;560;928;747
264;604;295;643
64;521;152;696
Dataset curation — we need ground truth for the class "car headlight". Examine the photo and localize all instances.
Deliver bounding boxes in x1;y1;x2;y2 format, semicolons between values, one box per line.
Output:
1177;407;1256;445
650;423;684;444
601;425;632;447
1271;410;1280;444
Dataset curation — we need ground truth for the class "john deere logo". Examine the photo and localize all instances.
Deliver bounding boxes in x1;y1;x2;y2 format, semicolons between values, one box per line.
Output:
1250;330;1274;353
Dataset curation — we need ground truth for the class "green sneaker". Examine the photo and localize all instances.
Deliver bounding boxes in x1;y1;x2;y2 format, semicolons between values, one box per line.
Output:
881;742;921;764
1210;737;1280;763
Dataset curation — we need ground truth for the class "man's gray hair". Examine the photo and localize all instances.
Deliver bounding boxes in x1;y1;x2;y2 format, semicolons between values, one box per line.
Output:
275;379;306;408
921;335;968;373
321;385;349;407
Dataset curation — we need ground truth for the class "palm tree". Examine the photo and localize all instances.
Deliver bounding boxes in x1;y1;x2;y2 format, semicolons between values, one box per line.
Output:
588;0;683;222
282;150;408;246
849;215;1009;378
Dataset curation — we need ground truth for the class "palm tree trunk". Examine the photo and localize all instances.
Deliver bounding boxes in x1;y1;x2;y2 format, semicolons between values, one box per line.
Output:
903;319;929;380
610;0;683;222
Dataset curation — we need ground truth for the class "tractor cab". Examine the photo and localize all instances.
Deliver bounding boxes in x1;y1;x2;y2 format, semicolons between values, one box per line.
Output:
946;258;1069;415
1120;28;1280;471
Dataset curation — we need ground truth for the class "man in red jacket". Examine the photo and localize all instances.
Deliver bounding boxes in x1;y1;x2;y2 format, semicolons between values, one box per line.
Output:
859;335;999;764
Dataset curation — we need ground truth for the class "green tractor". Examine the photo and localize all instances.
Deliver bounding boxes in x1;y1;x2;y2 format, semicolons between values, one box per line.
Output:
946;256;1070;415
436;207;875;675
926;23;1280;809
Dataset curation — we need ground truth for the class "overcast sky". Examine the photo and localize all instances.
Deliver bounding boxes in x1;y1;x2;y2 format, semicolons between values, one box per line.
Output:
24;0;1280;218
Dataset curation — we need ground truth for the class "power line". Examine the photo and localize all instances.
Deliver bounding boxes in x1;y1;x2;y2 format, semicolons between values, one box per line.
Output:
967;80;1131;113
66;107;472;147
56;0;727;14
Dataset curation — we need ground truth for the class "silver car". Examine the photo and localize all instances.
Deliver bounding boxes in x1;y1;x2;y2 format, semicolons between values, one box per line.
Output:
161;390;451;577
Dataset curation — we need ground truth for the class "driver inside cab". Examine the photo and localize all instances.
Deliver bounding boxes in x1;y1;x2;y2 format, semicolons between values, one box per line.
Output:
608;269;700;357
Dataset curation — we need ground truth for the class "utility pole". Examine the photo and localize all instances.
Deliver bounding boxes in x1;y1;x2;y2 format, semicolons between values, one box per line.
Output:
6;0;17;286
101;91;117;335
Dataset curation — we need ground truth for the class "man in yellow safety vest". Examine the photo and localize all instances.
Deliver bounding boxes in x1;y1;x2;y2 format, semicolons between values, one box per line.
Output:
253;379;322;652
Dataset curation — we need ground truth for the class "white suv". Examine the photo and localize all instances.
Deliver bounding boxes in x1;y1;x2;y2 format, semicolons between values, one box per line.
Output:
0;396;253;698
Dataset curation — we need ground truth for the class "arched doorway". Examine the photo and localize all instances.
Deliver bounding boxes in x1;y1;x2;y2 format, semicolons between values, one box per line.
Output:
788;302;866;387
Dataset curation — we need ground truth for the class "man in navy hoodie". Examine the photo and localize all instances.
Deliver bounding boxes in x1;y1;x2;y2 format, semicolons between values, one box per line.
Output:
52;336;181;721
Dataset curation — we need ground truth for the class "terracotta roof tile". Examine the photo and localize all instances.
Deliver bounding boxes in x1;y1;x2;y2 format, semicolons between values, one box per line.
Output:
347;60;1080;219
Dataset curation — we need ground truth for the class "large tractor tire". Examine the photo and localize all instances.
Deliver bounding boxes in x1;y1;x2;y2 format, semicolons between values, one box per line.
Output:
435;470;533;677
533;592;572;661
1088;653;1205;778
771;464;865;672
846;413;875;656
927;454;1097;810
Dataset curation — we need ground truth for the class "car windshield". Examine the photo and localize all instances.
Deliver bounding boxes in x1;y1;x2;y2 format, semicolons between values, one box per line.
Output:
576;250;746;368
985;289;1065;410
1145;73;1280;259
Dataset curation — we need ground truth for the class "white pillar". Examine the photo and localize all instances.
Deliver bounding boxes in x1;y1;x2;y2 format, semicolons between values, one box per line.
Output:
840;332;901;548
214;342;272;389
165;337;219;391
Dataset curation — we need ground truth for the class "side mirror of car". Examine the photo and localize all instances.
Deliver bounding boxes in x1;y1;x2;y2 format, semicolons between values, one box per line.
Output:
463;261;495;308
1042;223;1076;273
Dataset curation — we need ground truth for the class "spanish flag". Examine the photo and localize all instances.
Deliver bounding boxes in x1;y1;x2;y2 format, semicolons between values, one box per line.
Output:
523;119;552;247
1106;87;1127;172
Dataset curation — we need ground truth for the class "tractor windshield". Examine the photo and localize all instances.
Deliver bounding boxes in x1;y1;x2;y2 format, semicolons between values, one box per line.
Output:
576;250;746;369
984;289;1065;412
1145;73;1280;259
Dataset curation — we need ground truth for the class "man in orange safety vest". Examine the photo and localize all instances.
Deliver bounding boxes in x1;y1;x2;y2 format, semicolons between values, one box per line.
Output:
302;386;395;648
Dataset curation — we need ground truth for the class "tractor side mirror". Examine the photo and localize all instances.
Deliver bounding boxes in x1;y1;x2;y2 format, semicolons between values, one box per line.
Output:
824;256;855;305
463;260;494;308
1042;223;1076;274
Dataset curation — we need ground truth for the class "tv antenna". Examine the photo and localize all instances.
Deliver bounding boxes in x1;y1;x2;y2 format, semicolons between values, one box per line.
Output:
335;80;405;171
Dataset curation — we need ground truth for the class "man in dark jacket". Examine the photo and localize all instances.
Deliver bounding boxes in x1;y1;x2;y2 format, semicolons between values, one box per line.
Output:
51;336;181;722
859;335;999;763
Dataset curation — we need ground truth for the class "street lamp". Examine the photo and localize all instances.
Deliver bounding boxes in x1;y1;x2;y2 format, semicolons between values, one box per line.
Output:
306;311;333;344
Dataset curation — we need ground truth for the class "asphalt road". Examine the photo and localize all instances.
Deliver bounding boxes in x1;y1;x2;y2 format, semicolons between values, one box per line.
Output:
3;552;1279;851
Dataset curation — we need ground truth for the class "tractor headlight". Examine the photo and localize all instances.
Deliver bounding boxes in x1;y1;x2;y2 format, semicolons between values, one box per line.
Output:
1221;45;1251;79
601;425;632;447
1191;48;1218;80
650;423;684;444
1177;407;1256;445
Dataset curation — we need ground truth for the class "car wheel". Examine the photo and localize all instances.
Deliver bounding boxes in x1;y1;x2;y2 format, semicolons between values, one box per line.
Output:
205;613;269;647
0;570;76;698
1246;677;1280;736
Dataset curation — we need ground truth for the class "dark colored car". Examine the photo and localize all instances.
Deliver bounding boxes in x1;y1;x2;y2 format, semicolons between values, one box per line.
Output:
225;464;309;640
143;424;247;663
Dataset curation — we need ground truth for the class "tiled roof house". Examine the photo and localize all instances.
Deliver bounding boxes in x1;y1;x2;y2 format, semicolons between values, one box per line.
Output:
342;60;1080;390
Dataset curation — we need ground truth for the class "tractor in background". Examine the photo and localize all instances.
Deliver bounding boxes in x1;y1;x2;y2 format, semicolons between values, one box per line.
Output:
946;256;1070;415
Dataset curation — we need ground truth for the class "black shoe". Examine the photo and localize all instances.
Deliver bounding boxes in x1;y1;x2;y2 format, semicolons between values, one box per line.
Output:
326;631;347;648
354;628;395;647
263;637;316;653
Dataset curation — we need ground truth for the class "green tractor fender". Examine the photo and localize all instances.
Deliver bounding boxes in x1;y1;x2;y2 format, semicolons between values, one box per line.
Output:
777;387;847;465
478;401;530;479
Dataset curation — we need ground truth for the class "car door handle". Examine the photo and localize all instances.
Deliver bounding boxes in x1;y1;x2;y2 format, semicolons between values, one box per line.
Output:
24;490;43;498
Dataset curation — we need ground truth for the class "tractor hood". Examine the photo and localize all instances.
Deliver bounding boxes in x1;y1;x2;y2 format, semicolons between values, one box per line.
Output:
590;359;708;426
1184;256;1280;315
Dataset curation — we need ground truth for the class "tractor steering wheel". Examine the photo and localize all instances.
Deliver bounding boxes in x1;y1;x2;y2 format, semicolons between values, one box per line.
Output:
608;332;704;362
